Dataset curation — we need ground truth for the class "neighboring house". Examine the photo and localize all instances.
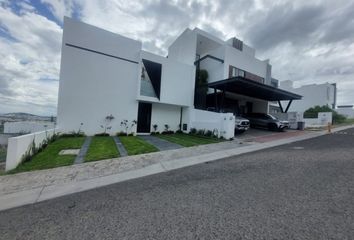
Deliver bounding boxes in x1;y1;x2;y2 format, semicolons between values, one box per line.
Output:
279;80;336;113
57;17;301;138
336;105;354;119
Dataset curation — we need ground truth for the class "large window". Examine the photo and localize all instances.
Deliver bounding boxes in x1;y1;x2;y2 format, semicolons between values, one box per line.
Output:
140;59;162;99
229;65;264;84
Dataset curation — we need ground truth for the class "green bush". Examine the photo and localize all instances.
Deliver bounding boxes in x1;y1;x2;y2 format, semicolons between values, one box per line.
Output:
204;130;212;137
95;132;110;137
116;131;126;136
304;105;347;124
196;129;205;135
189;128;197;134
61;131;86;137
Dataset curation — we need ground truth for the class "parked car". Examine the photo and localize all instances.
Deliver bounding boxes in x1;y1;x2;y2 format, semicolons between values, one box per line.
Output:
206;108;250;133
235;116;250;133
245;113;289;131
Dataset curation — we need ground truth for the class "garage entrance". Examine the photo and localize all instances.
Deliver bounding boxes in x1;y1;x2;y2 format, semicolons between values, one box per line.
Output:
207;76;302;114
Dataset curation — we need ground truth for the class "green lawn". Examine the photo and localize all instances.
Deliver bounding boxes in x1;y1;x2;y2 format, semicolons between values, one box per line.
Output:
157;133;220;147
119;136;158;155
334;118;354;127
10;137;85;173
85;136;119;162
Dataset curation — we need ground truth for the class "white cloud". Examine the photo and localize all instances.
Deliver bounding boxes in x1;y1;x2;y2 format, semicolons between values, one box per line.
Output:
40;0;74;22
0;0;354;115
0;4;62;115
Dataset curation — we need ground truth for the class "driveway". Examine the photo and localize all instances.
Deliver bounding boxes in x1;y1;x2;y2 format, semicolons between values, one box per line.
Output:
1;128;353;239
237;127;304;143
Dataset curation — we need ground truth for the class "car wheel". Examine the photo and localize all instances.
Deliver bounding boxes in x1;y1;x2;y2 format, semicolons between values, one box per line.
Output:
267;123;277;131
279;127;287;132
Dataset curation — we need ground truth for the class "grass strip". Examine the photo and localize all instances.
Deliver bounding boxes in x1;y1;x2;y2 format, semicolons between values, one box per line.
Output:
119;136;158;155
157;133;220;147
85;136;119;162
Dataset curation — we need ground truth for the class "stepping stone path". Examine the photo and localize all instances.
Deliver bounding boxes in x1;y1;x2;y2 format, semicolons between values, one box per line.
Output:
74;137;92;164
138;135;182;151
59;149;80;155
113;136;128;157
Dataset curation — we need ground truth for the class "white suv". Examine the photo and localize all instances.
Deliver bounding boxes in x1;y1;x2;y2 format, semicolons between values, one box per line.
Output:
235;116;250;133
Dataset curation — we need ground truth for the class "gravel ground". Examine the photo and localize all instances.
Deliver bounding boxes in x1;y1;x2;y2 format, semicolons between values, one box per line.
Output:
1;129;354;240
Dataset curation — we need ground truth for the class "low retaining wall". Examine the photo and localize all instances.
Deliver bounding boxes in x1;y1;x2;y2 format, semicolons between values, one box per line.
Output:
303;112;332;127
5;129;57;171
189;109;235;139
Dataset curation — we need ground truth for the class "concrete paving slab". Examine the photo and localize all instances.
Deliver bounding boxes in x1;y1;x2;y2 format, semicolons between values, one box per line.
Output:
59;149;80;155
113;136;128;157
139;135;182;151
74;136;92;164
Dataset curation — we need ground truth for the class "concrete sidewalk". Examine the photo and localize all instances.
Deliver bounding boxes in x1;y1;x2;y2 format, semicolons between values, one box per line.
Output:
0;125;352;211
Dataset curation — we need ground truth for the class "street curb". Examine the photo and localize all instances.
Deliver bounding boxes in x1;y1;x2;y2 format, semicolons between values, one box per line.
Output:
0;125;352;211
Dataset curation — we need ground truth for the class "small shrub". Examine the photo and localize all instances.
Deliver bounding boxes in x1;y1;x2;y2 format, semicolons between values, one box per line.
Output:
95;132;110;137
197;129;205;136
161;130;174;135
61;131;86;138
164;124;170;132
189;128;197;134
116;131;126;136
121;119;137;136
128;133;134;136
176;130;183;134
153;124;158;133
212;128;219;138
204;130;212;137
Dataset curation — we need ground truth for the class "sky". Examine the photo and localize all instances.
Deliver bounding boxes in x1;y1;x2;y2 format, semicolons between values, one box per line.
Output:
0;0;354;116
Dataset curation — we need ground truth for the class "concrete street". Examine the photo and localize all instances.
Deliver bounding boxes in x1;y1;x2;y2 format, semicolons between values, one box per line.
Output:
1;128;354;239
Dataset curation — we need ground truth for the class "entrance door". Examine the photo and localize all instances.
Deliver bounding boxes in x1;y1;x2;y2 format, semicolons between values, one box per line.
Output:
137;102;152;133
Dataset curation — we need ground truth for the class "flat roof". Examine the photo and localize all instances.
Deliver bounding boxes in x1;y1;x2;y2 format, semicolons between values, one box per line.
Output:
208;77;302;101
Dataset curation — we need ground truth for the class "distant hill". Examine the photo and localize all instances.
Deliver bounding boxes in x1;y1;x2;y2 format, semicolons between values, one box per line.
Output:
0;113;56;122
2;112;39;117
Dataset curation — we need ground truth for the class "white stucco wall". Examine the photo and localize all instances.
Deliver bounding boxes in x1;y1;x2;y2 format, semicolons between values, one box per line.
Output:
223;45;268;79
199;47;224;83
303;112;333;127
57;17;142;136
140;51;195;107
6;129;56;171
168;28;197;65
280;81;336;112
151;104;182;133
4;121;55;134
189;109;235;139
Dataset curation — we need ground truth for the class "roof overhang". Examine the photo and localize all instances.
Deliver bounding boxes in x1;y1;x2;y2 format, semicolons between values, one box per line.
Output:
207;77;302;101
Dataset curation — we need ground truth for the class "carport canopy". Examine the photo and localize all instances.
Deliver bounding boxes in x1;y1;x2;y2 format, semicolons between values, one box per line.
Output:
207;77;302;113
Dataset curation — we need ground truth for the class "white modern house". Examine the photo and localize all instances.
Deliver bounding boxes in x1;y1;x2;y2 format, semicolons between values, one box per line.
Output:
57;17;301;139
279;80;336;113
